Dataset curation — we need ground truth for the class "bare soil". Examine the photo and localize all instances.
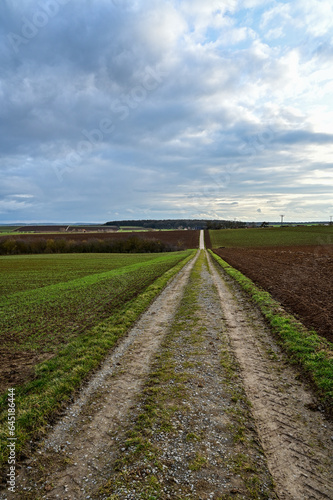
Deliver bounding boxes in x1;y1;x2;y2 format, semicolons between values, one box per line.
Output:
214;245;333;343
1;240;333;499
0;351;54;394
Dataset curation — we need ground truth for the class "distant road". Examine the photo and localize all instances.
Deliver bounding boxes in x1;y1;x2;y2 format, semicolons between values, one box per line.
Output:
199;229;205;249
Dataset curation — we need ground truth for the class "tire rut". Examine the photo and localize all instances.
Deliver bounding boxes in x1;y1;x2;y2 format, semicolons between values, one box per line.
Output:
208;251;333;500
7;252;198;500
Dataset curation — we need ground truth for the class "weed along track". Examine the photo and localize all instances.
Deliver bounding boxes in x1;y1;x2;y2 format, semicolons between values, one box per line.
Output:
3;245;333;499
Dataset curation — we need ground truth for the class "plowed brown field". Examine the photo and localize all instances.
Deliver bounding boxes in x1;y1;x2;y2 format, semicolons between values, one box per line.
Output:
214;245;333;343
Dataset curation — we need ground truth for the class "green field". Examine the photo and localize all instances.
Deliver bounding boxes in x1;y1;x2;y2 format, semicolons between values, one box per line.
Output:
0;250;195;466
0;253;167;296
209;225;333;248
0;252;193;353
0;226;19;235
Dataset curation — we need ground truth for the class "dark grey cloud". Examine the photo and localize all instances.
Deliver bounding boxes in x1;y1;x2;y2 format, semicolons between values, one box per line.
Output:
276;130;333;145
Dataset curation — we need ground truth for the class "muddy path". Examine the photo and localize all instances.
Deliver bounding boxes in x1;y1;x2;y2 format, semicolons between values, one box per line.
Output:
2;240;333;499
101;251;333;499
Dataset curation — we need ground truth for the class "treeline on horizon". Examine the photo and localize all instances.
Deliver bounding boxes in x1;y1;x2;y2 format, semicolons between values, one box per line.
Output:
0;236;181;256
105;219;247;229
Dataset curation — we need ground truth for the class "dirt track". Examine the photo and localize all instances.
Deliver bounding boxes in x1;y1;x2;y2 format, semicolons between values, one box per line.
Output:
2;234;333;499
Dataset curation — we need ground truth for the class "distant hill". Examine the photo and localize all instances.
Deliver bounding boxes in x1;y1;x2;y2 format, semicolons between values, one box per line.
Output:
105;219;246;230
14;225;119;233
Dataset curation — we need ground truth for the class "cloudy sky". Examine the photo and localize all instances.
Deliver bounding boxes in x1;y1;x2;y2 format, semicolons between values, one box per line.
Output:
1;0;333;223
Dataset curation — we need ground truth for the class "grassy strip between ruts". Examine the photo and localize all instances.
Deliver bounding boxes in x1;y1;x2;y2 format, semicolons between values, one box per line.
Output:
209;250;333;411
0;250;196;470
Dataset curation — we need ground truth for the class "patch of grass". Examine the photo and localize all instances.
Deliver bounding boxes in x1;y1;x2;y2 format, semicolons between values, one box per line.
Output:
0;250;195;469
230;453;258;474
209;250;333;411
188;453;207;471
186;432;201;442
0;252;167;296
221;346;252;445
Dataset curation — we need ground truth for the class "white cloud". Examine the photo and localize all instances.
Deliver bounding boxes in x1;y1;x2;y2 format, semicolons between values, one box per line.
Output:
0;197;33;214
134;2;187;55
11;194;34;199
260;2;294;30
265;27;284;40
298;169;333;185
295;0;333;37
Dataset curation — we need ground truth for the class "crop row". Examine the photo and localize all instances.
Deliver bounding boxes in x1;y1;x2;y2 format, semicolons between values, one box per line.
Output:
0;253;171;297
0;252;191;354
